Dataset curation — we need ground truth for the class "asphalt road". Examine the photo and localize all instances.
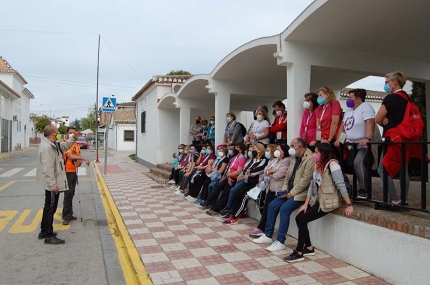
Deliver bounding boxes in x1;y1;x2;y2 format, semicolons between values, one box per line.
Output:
0;148;125;285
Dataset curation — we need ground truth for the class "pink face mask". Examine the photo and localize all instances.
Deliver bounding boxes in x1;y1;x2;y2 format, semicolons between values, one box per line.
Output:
312;153;320;162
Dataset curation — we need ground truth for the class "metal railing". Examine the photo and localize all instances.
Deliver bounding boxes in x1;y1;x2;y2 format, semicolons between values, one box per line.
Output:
338;141;429;213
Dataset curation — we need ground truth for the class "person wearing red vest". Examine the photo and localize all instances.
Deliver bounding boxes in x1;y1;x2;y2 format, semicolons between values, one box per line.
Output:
270;100;287;144
62;126;90;225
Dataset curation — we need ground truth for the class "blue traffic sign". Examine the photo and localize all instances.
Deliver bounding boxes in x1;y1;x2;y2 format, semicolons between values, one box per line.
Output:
102;97;117;112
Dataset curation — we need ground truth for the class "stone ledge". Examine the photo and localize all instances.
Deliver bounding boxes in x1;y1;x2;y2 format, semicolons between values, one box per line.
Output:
332;202;430;239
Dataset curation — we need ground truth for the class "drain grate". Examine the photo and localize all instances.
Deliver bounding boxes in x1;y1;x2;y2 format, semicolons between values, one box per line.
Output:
95;219;108;226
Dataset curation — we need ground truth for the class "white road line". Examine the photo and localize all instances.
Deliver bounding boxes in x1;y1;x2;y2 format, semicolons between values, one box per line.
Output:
0;168;25;177
77;167;87;176
23;168;37;176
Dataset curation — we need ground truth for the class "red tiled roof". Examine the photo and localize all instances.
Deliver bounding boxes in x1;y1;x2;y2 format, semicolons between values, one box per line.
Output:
341;88;386;101
0;56;28;84
131;75;192;102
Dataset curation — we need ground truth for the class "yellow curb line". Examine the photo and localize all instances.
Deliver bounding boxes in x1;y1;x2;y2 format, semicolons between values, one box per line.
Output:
0;181;16;192
93;162;152;285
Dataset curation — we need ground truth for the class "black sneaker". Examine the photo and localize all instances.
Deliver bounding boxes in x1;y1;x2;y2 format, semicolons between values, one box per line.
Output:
219;209;229;216
283;250;304;263
357;189;367;199
302;246;315;256
70;216;78;220
38;232;57;240
44;237;65;245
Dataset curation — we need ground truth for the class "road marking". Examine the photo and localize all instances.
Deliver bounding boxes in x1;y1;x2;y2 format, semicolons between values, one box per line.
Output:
0;211;18;232
0;209;69;233
23;168;37;176
94;163;151;285
0;168;24;177
0;181;16;192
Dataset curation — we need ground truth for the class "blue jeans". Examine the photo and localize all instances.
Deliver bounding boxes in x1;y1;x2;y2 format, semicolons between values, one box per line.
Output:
264;197;302;244
226;181;246;210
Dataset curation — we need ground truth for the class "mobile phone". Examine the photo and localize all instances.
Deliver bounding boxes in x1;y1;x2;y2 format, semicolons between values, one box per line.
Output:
277;191;288;198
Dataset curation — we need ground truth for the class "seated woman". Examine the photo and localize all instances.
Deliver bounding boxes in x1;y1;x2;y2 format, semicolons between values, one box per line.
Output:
202;143;247;215
185;145;216;201
167;143;185;186
174;145;200;194
283;143;354;263
249;109;271;146
171;145;191;188
222;143;269;224
248;144;290;236
195;145;229;205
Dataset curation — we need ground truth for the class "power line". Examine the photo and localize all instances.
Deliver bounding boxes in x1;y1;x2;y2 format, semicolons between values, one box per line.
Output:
0;28;98;36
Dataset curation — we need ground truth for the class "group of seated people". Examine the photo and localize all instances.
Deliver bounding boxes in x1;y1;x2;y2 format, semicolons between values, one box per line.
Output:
166;75;413;262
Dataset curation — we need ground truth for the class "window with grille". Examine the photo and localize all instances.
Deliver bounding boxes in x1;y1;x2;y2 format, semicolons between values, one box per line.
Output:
141;111;146;133
124;130;135;142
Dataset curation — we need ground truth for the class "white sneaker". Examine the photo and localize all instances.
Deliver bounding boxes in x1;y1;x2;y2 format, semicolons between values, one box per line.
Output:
167;179;175;184
175;186;180;191
266;240;286;252
169;185;176;189
253;235;273;244
174;190;182;195
187;196;196;202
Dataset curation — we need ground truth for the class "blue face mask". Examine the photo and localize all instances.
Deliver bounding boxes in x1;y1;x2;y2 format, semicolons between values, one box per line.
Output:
228;149;233;156
317;97;325;105
206;149;211;154
384;83;391;94
247;151;253;158
265;151;271;159
226;116;232;123
201;149;206;154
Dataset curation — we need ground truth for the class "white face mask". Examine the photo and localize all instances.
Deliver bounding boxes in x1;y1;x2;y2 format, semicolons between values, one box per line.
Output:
274;150;281;158
256;115;263;121
218;151;224;157
69;133;75;139
303;101;311;109
276;110;282;116
288;148;296;157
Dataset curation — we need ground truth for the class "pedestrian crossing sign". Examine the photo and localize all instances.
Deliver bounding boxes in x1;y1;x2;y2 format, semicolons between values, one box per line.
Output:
102;97;117;112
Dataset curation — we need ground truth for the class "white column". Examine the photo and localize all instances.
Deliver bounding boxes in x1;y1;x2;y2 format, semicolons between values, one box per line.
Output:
179;105;191;145
286;62;311;143
214;92;230;147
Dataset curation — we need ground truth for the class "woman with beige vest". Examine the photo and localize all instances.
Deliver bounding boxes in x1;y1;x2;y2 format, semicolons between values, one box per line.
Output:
284;143;354;263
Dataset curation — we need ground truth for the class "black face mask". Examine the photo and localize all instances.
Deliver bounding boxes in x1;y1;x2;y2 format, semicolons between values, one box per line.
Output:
252;151;258;158
196;120;200;124
233;149;239;156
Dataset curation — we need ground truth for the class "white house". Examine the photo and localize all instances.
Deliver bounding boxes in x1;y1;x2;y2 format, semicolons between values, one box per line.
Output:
0;56;34;152
103;102;136;151
131;1;430;283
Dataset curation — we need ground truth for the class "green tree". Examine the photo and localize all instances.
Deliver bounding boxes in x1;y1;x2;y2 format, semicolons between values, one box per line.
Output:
35;117;51;133
58;125;67;135
81;107;96;133
71;119;81;130
167;70;191;75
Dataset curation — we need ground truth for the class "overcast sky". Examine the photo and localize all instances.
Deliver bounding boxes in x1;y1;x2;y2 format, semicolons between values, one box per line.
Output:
1;0;386;121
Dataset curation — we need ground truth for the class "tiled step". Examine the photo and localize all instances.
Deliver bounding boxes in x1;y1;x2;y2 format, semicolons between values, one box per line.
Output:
143;172;169;184
150;167;171;180
158;163;173;172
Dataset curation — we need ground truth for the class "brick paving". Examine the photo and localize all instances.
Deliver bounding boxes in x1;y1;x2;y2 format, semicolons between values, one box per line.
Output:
99;155;391;285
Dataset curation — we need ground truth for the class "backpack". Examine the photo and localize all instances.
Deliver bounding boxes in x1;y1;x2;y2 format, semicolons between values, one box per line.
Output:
238;122;247;137
395;91;424;140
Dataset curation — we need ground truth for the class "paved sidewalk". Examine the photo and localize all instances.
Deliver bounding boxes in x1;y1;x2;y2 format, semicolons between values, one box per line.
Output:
99;155;390;285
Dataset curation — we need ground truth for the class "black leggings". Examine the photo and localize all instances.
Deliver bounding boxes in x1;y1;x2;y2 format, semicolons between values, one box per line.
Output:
199;178;212;200
295;204;330;252
256;191;277;230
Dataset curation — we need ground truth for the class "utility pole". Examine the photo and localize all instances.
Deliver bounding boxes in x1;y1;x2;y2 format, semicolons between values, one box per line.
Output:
95;34;101;163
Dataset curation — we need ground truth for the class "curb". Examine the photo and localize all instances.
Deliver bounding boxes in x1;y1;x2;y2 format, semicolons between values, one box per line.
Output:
93;162;152;285
0;147;37;160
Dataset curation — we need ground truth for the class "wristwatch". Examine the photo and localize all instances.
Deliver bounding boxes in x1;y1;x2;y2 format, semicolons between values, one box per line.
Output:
347;203;352;207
